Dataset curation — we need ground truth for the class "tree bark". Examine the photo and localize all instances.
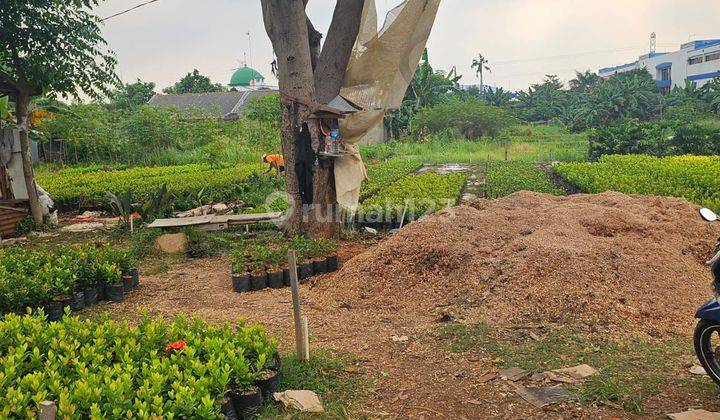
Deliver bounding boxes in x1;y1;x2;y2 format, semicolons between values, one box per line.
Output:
261;0;316;236
15;93;43;224
313;0;365;103
262;0;364;239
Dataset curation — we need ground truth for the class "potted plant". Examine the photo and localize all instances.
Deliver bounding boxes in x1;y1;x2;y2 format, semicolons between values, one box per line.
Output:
248;245;268;291
229;370;263;418
46;282;72;322
231;248;251;293
101;263;124;302
252;352;281;398
290;236;313;280
266;247;285;289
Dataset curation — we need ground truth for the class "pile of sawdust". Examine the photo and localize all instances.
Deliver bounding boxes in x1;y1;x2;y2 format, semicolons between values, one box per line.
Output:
321;191;719;336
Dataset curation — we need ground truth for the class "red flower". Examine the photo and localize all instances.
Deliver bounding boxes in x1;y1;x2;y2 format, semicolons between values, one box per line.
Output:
165;340;187;352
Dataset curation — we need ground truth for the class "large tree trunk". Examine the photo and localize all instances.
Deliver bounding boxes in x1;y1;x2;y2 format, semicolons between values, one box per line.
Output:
262;0;363;239
262;0;316;236
16;93;43;225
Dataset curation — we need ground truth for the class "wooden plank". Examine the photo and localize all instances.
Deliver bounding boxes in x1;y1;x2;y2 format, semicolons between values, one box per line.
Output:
222;212;283;224
146;215;214;228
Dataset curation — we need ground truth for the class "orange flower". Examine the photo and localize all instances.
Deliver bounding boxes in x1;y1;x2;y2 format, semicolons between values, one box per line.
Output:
164;340;186;352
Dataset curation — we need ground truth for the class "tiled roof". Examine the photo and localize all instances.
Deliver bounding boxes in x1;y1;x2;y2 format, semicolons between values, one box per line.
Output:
148;89;277;120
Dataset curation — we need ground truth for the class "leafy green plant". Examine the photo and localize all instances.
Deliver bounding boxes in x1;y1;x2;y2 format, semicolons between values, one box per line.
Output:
185;228;231;258
555;154;720;212
105;190;136;225
0;311;277;418
359;172;466;223
410;97;517;140
484;161;562;198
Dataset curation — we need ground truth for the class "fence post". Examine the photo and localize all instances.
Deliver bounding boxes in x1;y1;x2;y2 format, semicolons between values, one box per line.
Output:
39;401;56;420
287;249;309;361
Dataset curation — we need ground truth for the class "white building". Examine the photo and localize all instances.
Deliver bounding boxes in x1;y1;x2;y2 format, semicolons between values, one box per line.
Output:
599;39;720;92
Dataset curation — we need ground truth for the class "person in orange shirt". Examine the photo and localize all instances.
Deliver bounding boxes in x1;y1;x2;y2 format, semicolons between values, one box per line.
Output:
262;153;285;177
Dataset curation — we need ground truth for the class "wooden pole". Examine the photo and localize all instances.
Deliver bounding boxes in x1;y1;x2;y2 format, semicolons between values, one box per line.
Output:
39;401;56;420
287;249;309;361
301;316;310;360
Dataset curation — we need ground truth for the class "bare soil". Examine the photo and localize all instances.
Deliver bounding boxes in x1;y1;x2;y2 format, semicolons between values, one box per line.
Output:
101;191;720;418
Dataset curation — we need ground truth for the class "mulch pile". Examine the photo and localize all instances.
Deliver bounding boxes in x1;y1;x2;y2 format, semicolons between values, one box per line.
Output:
322;191;720;336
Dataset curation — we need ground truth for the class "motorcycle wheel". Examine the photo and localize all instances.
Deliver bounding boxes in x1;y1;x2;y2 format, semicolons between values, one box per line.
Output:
694;319;720;387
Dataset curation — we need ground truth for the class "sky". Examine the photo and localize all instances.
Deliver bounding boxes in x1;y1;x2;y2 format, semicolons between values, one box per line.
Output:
93;0;720;93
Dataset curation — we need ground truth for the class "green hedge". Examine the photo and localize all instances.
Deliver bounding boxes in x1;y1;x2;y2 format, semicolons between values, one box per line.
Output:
0;245;133;313
37;163;281;210
555;154;720;211
359;172;466;223
361;158;423;200
0;312;277;418
484;161;562;198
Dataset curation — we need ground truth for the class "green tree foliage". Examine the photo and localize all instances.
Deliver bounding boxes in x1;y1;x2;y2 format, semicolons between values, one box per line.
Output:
385;49;461;139
482;87;513;108
568;70;602;94
567;69;660;130
108;79;156;109
410;97;518;140
516;75;569;122
471;53;491;91
0;0;118;223
162;69;227;94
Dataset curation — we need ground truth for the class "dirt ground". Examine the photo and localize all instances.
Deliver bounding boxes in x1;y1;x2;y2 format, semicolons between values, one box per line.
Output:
99;241;720;419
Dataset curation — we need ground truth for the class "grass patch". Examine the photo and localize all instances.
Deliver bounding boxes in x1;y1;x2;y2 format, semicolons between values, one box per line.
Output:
438;323;713;413
259;349;366;419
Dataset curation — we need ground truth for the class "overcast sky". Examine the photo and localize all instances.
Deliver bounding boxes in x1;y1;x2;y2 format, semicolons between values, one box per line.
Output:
94;0;720;92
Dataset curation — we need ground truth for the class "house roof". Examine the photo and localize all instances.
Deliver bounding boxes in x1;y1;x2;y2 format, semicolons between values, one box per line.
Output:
229;66;265;87
148;89;277;120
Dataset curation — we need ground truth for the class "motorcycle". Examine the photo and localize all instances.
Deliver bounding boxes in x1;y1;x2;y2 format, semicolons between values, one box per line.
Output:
694;207;720;386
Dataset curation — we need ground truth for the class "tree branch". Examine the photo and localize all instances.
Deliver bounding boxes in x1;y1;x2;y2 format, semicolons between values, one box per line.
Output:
313;0;364;103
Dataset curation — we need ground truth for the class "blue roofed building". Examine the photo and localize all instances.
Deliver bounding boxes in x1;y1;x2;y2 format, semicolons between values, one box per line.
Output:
599;39;720;92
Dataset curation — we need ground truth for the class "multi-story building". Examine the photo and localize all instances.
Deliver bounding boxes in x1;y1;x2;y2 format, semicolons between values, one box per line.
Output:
599;39;720;92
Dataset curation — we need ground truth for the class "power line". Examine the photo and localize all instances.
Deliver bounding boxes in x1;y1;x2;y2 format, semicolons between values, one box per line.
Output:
101;0;161;22
492;44;678;66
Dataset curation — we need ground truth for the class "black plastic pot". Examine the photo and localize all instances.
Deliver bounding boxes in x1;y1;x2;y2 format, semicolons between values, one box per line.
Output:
232;273;251;293
267;270;284;289
70;290;85;312
129;268;140;288
299;262;313;280
325;254;339;272
250;273;268;291
312;259;327;275
282;268;291;287
105;283;125;302
46;298;71;321
254;370;281;399
95;283;105;301
231;386;263;419
221;396;240;420
83;286;98;306
268;352;281;372
122;275;134;292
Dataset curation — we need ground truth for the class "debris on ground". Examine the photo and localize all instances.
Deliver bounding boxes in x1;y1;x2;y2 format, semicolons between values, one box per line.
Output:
155;233;188;253
667;409;720;420
515;386;573;408
0;236;28;246
689;365;707;375
391;335;409;342
60;222;105;233
544;364;598;383
273;390;324;413
323;191;718;337
499;367;528;381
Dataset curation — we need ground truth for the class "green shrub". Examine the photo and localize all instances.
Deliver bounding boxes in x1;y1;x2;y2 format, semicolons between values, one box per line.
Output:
555;154;720;211
361;158;423;200
0;245;132;313
0;311;277;418
409;98;518;140
37;163;282;211
359;172;466;223
484;161;562;198
588;119;677;160
185;228;232;258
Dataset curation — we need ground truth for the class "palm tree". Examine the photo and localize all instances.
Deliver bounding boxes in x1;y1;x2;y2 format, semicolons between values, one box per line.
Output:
471;54;491;93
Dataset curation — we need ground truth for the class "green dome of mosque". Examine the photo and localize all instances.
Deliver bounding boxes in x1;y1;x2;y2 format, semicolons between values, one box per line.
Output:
229;66;264;87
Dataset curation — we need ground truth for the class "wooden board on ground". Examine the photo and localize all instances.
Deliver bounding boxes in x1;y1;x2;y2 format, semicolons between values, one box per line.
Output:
146;212;283;231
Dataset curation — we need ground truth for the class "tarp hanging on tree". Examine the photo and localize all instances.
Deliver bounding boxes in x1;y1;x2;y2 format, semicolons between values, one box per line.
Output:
334;0;441;213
